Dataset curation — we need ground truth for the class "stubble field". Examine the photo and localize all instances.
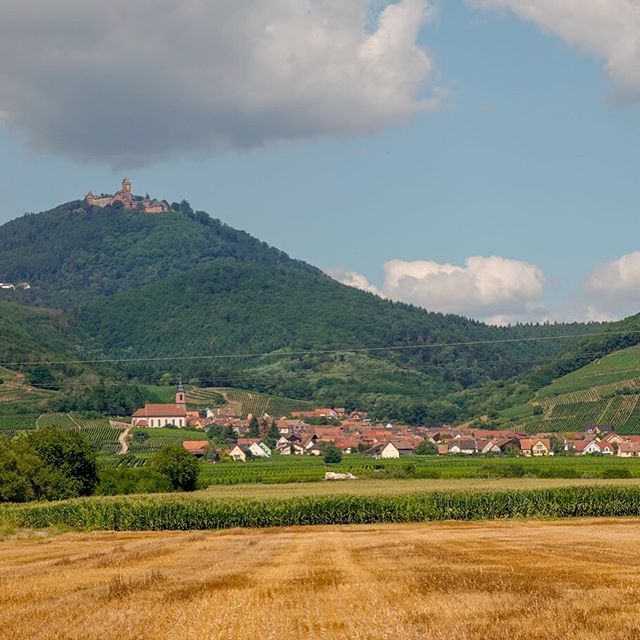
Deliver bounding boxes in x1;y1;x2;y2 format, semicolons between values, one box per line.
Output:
2;519;640;640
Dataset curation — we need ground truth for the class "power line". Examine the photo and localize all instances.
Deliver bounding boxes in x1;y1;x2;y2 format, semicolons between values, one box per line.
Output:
0;348;633;414
1;328;639;368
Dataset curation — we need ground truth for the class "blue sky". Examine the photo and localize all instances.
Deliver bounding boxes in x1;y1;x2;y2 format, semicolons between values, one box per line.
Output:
0;0;639;324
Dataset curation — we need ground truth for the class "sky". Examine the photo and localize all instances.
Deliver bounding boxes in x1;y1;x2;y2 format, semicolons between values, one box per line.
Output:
0;0;639;325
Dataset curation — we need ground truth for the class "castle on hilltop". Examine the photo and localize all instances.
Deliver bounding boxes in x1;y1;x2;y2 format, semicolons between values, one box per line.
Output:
85;178;170;213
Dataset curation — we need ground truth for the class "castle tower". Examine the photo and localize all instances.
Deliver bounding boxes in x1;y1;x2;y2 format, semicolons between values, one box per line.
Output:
121;177;132;194
176;381;186;408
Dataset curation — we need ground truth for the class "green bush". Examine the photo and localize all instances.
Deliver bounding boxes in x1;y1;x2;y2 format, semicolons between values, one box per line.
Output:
321;443;342;464
97;467;173;495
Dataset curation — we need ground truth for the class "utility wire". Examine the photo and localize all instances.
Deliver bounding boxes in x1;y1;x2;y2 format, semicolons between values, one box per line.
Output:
1;329;639;367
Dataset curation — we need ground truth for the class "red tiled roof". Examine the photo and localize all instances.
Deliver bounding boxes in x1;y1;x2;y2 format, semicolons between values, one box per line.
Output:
135;404;187;418
182;440;209;451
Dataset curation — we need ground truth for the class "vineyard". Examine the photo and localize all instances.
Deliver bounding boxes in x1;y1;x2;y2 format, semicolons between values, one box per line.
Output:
98;453;151;468
514;393;640;434
206;388;315;418
502;345;640;434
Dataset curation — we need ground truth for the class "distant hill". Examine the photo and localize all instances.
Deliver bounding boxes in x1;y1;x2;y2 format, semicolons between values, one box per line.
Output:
0;198;611;423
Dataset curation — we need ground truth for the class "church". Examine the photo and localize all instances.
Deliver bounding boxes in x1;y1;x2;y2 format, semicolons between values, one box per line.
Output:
131;383;188;428
85;178;170;213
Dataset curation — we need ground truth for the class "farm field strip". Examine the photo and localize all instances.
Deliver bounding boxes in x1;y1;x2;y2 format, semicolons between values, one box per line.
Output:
7;484;640;532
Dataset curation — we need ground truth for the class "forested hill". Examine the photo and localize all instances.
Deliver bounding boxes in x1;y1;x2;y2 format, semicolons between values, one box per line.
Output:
0;198;610;419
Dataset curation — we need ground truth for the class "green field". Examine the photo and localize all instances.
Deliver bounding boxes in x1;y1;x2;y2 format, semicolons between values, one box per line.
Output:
5;484;640;531
195;453;640;486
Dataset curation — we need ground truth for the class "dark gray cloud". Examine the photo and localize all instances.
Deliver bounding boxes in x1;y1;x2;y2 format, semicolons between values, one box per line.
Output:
0;0;439;167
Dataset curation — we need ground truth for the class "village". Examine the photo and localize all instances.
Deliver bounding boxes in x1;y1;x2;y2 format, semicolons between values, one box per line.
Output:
130;384;640;461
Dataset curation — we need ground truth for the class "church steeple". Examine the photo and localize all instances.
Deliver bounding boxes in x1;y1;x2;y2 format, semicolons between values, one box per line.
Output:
176;381;186;408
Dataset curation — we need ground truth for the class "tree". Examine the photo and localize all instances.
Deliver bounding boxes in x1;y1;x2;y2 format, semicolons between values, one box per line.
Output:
263;421;280;449
0;439;66;502
26;427;98;496
549;436;565;455
415;440;437;455
321;442;342;464
149;446;199;491
247;416;260;438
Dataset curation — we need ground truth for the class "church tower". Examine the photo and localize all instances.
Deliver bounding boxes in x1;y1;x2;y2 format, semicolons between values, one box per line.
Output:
176;381;186;409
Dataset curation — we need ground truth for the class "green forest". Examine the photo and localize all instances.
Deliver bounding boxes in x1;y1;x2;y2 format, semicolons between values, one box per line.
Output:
0;198;637;424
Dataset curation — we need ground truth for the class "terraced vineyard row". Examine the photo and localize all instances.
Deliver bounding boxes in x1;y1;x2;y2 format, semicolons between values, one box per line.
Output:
537;388;601;409
222;388;314;418
617;402;640;435
537;378;640;410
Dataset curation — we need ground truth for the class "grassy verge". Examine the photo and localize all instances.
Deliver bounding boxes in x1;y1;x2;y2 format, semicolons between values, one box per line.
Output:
4;485;640;531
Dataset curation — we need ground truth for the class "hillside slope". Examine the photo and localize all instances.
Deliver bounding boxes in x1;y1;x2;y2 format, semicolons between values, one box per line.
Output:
0;198;610;421
493;344;640;434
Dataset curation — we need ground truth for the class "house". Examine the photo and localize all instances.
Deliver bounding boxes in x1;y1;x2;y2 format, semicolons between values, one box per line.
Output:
602;432;625;445
365;442;400;459
571;439;602;455
581;424;615;435
618;442;640;457
448;439;477;455
237;438;271;458
182;441;209;457
131;383;188;428
306;444;323;456
228;445;246;462
393;440;416;456
478;440;502;455
275;436;304;455
520;438;551;457
598;441;616;455
335;438;360;454
494;437;521;454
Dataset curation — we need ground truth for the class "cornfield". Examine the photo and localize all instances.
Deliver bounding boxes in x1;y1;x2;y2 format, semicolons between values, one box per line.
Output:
4;485;640;531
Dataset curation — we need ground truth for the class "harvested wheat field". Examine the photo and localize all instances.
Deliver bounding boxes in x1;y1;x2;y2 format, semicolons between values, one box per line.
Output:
2;519;640;640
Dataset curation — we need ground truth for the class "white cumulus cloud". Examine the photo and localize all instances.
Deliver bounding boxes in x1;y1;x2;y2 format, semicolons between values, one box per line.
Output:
585;251;640;304
331;255;546;323
470;0;640;102
0;0;439;167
